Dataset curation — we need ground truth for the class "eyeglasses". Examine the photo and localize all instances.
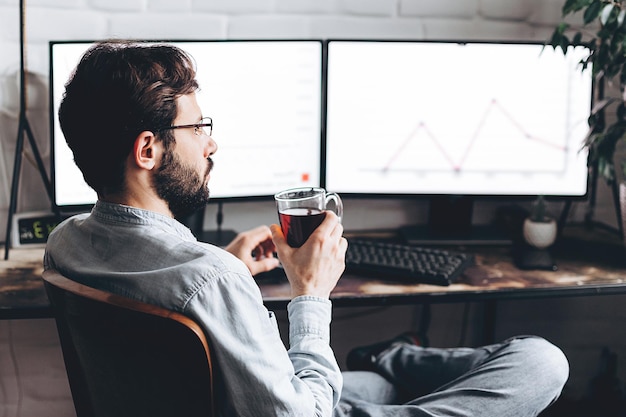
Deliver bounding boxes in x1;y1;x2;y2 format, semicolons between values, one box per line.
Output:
157;117;212;137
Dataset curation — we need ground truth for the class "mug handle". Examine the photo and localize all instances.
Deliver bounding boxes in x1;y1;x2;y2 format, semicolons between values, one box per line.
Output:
325;192;343;223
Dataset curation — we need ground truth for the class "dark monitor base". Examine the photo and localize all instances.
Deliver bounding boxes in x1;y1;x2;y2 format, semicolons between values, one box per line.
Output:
400;224;512;246
512;244;558;271
201;229;238;247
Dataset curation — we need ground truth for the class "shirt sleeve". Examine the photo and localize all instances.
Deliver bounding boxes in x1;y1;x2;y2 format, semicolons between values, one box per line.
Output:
288;295;343;415
184;269;342;417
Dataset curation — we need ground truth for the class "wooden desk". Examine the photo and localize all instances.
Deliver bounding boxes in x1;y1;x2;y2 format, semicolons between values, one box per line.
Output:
2;225;626;319
0;246;48;319
261;228;626;309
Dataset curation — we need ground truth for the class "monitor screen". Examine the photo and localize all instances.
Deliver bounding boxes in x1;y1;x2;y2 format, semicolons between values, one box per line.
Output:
324;40;592;198
49;40;323;211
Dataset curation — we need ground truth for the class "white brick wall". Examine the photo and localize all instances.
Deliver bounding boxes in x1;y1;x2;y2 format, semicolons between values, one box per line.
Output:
338;0;396;17
0;1;619;415
401;0;477;18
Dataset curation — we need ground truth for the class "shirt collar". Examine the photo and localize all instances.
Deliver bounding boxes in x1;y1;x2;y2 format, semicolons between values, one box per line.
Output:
92;200;196;241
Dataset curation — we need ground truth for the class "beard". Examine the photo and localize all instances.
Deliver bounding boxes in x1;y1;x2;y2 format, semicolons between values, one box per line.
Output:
153;150;212;219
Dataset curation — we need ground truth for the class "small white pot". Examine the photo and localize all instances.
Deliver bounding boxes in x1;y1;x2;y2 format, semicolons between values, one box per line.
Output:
523;218;557;249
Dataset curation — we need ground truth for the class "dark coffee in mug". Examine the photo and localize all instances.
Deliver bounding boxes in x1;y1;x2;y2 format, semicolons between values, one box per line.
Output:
278;207;326;248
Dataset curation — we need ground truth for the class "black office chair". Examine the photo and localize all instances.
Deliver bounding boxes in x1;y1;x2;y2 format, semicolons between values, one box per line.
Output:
42;269;216;417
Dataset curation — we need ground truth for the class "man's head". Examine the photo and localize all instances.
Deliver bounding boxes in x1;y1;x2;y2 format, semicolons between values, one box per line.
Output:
59;40;214;217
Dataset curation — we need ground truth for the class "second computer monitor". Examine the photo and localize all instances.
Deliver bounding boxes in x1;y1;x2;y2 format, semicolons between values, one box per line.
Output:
324;40;592;199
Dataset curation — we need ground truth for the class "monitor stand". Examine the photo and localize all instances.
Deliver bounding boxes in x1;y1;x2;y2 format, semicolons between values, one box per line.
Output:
400;196;512;245
177;208;205;239
178;205;237;247
201;229;238;247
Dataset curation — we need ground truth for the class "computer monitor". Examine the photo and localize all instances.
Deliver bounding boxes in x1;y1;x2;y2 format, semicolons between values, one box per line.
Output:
324;40;592;242
49;40;323;212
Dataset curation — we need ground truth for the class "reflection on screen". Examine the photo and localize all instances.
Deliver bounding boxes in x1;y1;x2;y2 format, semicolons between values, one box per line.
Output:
50;40;322;209
325;41;592;197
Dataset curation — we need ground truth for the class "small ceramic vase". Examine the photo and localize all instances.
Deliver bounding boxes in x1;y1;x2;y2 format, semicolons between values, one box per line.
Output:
522;218;557;249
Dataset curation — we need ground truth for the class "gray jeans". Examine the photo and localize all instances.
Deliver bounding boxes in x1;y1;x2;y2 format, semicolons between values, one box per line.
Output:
335;336;569;417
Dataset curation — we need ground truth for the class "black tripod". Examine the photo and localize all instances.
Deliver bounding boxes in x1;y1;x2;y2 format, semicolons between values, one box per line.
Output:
3;0;53;260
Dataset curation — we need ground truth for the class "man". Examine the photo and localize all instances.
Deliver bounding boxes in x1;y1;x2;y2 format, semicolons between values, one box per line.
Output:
45;40;568;417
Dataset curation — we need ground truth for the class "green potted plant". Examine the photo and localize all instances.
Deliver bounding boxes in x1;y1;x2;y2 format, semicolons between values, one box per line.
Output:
549;0;626;183
548;0;626;236
523;195;558;249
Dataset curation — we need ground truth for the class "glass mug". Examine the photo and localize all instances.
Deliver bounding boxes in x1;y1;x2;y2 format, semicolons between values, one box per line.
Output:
274;187;343;248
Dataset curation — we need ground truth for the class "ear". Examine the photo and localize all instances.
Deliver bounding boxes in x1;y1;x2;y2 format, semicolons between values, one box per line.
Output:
132;131;160;170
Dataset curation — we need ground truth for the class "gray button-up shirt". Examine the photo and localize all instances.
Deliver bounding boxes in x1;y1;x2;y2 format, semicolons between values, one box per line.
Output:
44;201;342;416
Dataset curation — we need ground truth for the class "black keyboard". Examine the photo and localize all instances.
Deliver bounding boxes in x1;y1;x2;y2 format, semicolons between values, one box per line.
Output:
345;239;474;286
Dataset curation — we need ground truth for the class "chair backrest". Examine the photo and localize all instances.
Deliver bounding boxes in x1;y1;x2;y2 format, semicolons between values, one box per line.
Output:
42;269;215;417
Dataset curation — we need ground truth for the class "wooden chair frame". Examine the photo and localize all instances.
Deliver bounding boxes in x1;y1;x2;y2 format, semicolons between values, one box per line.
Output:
42;269;216;417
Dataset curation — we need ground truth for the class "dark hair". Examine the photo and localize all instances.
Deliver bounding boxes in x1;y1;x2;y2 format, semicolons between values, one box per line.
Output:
58;40;199;196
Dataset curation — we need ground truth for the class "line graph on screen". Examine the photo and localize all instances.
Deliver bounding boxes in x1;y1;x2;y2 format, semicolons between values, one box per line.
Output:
375;98;582;176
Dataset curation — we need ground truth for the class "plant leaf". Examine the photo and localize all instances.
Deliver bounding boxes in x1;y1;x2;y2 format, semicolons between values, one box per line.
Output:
584;0;604;24
601;3;614;25
548;27;569;52
598;158;616;181
557;21;570;35
617;9;626;26
573;32;584;45
563;0;594;15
